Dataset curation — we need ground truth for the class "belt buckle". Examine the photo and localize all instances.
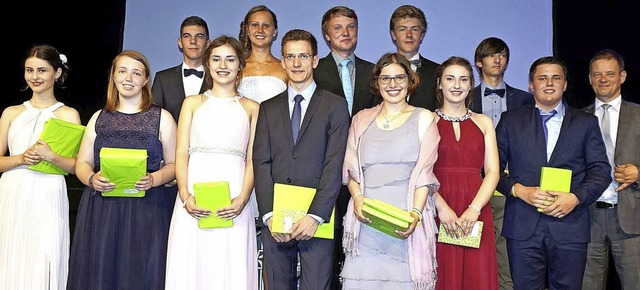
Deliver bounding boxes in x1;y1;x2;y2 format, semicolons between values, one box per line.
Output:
596;201;616;209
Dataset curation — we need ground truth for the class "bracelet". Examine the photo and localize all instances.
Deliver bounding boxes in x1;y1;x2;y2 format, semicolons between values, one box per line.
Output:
182;195;191;208
88;173;97;190
511;185;517;197
409;208;423;222
468;204;481;216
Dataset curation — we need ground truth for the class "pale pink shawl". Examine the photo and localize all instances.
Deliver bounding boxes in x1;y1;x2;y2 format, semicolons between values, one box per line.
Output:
342;104;440;290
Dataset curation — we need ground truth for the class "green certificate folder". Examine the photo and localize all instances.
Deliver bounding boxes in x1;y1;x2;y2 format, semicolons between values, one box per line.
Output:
99;147;147;197
361;198;415;239
437;221;483;248
194;181;233;229
537;167;572;212
272;183;335;239
29;118;85;175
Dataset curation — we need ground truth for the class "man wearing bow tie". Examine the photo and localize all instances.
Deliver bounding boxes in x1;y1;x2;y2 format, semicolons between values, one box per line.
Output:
152;16;210;122
471;37;533;290
389;5;439;110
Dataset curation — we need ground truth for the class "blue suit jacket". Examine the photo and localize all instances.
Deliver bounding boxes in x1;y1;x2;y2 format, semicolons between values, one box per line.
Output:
495;103;611;243
252;87;350;222
472;83;534;114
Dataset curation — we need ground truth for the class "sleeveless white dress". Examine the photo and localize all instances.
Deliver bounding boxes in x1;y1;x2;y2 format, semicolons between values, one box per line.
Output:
165;92;257;290
0;101;69;290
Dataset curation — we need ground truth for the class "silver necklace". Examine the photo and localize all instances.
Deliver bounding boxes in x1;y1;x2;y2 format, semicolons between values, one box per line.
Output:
382;106;408;129
435;108;472;122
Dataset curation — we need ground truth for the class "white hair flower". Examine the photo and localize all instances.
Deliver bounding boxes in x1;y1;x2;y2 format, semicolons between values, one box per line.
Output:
59;54;68;64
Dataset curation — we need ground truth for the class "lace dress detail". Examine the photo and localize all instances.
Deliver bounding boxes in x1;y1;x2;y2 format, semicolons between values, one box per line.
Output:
238;75;287;104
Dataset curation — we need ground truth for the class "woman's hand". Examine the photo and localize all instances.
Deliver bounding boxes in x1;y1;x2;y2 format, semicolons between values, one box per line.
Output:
352;194;370;224
32;140;54;162
184;195;212;220
438;205;461;238
458;207;480;238
135;173;154;191
92;172;116;192
21;144;43;165
396;212;420;239
216;196;248;220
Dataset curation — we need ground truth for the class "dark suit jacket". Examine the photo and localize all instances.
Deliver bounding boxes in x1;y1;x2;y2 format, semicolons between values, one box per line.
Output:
253;87;350;223
151;64;208;122
583;100;640;234
472;83;534;114
496;103;611;243
313;54;379;115
408;55;439;111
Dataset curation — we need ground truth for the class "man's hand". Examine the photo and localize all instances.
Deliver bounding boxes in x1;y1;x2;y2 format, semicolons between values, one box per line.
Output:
615;164;639;191
542;191;579;218
290;215;319;241
267;217;291;243
516;184;554;210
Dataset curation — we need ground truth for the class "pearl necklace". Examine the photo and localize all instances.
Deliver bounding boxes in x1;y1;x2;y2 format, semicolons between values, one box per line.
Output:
435;108;472;122
381;105;408;129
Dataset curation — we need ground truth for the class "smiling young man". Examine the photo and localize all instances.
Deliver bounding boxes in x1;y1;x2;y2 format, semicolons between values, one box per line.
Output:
253;29;350;290
389;5;439;111
495;56;611;289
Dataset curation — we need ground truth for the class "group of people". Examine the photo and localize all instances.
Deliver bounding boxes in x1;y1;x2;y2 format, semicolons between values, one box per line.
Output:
0;4;638;290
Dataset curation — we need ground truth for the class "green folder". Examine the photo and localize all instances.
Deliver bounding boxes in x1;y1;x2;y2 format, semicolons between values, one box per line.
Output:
537;167;572;212
194;181;233;229
271;183;334;239
437;221;483;248
99;147;147;197
361;198;415;239
29;118;85;175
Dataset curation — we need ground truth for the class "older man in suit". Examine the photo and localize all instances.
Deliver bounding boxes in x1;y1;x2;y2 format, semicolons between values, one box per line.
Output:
581;49;640;290
496;56;611;290
389;5;439;110
253;29;350;290
151;16;210;122
472;37;534;290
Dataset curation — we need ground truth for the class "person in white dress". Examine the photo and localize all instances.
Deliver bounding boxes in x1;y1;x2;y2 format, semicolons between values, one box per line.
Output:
0;45;81;290
165;35;259;290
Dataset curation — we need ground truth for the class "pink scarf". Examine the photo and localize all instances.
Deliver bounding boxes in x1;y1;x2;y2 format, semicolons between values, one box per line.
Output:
342;104;440;290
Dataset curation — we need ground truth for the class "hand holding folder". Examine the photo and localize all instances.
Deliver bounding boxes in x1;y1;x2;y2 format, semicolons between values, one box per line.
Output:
271;183;334;239
29;118;85;175
361;198;415;239
194;181;233;229
99;147;148;197
537;167;572;212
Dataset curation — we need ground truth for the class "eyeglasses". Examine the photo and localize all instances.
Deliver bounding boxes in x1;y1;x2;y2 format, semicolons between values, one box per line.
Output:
377;74;408;85
284;53;312;62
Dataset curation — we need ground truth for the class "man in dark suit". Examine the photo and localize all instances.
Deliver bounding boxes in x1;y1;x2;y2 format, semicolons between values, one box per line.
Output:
581;49;640;290
389;5;439;110
151;16;210;122
472;37;534;290
496;56;611;289
253;29;349;290
313;7;377;288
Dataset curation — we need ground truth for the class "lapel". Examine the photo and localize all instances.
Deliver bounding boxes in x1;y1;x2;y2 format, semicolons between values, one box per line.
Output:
616;101;631;155
320;54;343;96
296;88;322;146
353;57;368;105
276;92;296;149
528;107;550;163
548;104;572;164
171;65;187;99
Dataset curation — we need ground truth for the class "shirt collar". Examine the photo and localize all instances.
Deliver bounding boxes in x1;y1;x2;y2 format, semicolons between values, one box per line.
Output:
181;63;204;71
288;81;317;102
331;51;355;67
536;101;565;117
594;95;622;112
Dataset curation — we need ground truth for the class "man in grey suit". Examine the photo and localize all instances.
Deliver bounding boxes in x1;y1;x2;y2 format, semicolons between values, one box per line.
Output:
313;7;378;288
151;16;210;122
389;5;439;110
253;29;350;290
582;49;640;290
472;37;534;290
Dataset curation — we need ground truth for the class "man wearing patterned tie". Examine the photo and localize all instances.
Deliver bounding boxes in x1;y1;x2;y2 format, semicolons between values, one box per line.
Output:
313;7;379;287
389;4;439;110
152;16;210;122
471;37;534;290
495;56;611;289
581;49;640;290
253;29;350;290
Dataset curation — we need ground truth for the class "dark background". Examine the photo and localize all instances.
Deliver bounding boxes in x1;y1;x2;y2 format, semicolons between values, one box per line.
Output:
4;0;638;289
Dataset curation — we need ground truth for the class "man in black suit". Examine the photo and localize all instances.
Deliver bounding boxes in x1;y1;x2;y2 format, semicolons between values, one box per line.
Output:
151;16;210;122
313;6;377;288
389;5;439;110
253;29;350;290
472;37;534;290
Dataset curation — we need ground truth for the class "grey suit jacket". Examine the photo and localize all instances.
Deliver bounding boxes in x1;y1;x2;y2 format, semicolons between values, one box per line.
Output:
313;53;379;116
252;87;350;222
584;99;640;234
151;64;208;122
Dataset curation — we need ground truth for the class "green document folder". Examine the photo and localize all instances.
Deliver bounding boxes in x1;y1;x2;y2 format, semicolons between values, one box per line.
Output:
99;147;147;197
194;181;233;229
361;198;415;239
272;183;334;239
537;167;572;212
29;118;85;175
437;221;483;248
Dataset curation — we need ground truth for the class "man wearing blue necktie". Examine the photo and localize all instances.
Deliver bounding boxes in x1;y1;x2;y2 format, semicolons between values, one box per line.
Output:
152;16;210;122
471;37;534;290
496;56;610;289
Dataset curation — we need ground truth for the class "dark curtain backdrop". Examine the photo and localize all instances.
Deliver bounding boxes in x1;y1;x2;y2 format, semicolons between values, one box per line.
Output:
4;1;637;289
